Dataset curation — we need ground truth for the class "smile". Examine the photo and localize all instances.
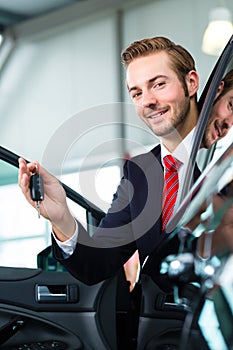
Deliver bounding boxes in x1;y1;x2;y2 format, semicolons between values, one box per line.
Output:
147;110;167;119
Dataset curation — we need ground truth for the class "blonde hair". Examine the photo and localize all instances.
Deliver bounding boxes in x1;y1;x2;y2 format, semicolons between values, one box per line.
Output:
121;36;196;96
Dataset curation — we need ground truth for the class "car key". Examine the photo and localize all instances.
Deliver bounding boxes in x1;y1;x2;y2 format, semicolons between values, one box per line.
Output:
30;172;44;218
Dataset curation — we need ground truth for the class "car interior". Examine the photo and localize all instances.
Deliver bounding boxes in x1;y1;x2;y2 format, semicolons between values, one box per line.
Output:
0;5;232;349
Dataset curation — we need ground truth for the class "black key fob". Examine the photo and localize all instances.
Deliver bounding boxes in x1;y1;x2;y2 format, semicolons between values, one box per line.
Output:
30;174;44;202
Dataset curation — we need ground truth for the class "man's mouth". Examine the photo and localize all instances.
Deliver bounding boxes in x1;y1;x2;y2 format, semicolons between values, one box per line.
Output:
147;110;167;119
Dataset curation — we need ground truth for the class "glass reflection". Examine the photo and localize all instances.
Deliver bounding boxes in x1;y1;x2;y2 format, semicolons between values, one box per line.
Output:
202;69;233;149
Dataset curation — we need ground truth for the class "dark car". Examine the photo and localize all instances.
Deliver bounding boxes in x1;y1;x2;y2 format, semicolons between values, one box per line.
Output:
0;35;233;350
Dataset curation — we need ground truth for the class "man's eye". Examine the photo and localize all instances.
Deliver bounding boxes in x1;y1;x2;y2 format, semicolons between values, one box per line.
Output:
154;82;165;88
132;92;141;98
229;100;233;110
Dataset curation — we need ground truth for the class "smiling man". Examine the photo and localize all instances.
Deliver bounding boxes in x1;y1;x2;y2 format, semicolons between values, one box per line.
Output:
19;36;200;285
19;36;202;349
19;36;200;272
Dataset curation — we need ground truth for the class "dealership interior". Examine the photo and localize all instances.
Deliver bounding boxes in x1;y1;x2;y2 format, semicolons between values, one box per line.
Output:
0;0;233;349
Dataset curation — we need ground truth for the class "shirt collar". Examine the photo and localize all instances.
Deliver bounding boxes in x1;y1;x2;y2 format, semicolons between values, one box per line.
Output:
161;127;196;166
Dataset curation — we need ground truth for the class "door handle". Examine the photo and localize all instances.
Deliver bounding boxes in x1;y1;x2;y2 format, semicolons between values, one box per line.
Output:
36;284;79;303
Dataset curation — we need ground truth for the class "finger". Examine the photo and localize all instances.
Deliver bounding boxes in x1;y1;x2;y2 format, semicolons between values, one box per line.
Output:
18;158;27;188
18;158;39;181
18;158;36;194
18;158;39;173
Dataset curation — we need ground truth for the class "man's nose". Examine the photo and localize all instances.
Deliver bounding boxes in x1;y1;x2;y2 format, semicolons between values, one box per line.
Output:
220;115;233;138
222;114;233;129
141;90;157;108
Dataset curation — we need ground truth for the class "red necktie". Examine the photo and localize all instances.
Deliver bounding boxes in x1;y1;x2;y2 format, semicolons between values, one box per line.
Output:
162;155;181;232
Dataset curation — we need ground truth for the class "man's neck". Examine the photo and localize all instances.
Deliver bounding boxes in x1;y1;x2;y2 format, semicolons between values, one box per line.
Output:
161;127;196;161
161;131;184;153
161;105;199;152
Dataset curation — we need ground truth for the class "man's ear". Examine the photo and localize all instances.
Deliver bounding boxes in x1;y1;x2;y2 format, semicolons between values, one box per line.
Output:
215;81;224;100
186;70;199;97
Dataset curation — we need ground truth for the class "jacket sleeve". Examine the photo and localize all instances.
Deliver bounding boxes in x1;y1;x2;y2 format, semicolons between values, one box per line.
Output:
52;160;137;285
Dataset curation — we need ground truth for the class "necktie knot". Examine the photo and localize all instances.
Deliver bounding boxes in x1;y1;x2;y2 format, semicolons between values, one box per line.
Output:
163;155;181;172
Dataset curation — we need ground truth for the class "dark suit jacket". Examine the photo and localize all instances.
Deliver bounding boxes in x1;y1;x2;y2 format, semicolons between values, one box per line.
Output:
52;144;200;291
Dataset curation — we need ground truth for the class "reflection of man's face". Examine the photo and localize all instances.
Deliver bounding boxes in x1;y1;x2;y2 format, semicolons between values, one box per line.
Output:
202;89;233;148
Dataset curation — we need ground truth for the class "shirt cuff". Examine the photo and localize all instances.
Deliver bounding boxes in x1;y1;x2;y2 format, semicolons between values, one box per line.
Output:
51;218;79;258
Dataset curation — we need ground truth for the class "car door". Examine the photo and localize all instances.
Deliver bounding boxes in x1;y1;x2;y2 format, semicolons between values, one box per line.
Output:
0;147;133;350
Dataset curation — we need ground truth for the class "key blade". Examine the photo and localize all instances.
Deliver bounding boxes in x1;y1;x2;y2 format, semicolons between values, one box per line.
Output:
37;201;40;219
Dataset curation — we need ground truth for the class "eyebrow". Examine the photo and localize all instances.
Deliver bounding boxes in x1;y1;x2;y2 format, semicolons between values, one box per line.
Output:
128;75;168;93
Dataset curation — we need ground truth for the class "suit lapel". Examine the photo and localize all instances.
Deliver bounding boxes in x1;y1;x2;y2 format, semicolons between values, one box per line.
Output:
130;145;164;261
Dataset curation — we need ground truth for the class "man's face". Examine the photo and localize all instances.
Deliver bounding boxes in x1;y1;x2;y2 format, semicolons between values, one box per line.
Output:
126;51;196;142
202;89;233;148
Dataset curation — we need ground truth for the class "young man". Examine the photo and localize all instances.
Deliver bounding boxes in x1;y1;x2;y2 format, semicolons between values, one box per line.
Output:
18;36;200;288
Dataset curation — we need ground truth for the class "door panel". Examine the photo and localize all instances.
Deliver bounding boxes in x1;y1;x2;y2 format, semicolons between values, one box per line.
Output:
0;267;119;349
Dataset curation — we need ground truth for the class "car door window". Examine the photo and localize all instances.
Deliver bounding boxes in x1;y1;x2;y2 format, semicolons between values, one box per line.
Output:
0;161;50;267
0;158;121;268
198;44;233;170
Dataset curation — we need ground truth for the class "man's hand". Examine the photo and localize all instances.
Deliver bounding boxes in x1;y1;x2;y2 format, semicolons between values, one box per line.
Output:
18;157;76;241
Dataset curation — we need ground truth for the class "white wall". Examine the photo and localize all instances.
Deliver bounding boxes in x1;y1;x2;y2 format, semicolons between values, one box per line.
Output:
0;13;121;174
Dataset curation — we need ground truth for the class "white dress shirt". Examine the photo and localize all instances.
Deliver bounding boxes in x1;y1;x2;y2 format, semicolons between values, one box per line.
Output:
161;127;196;211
